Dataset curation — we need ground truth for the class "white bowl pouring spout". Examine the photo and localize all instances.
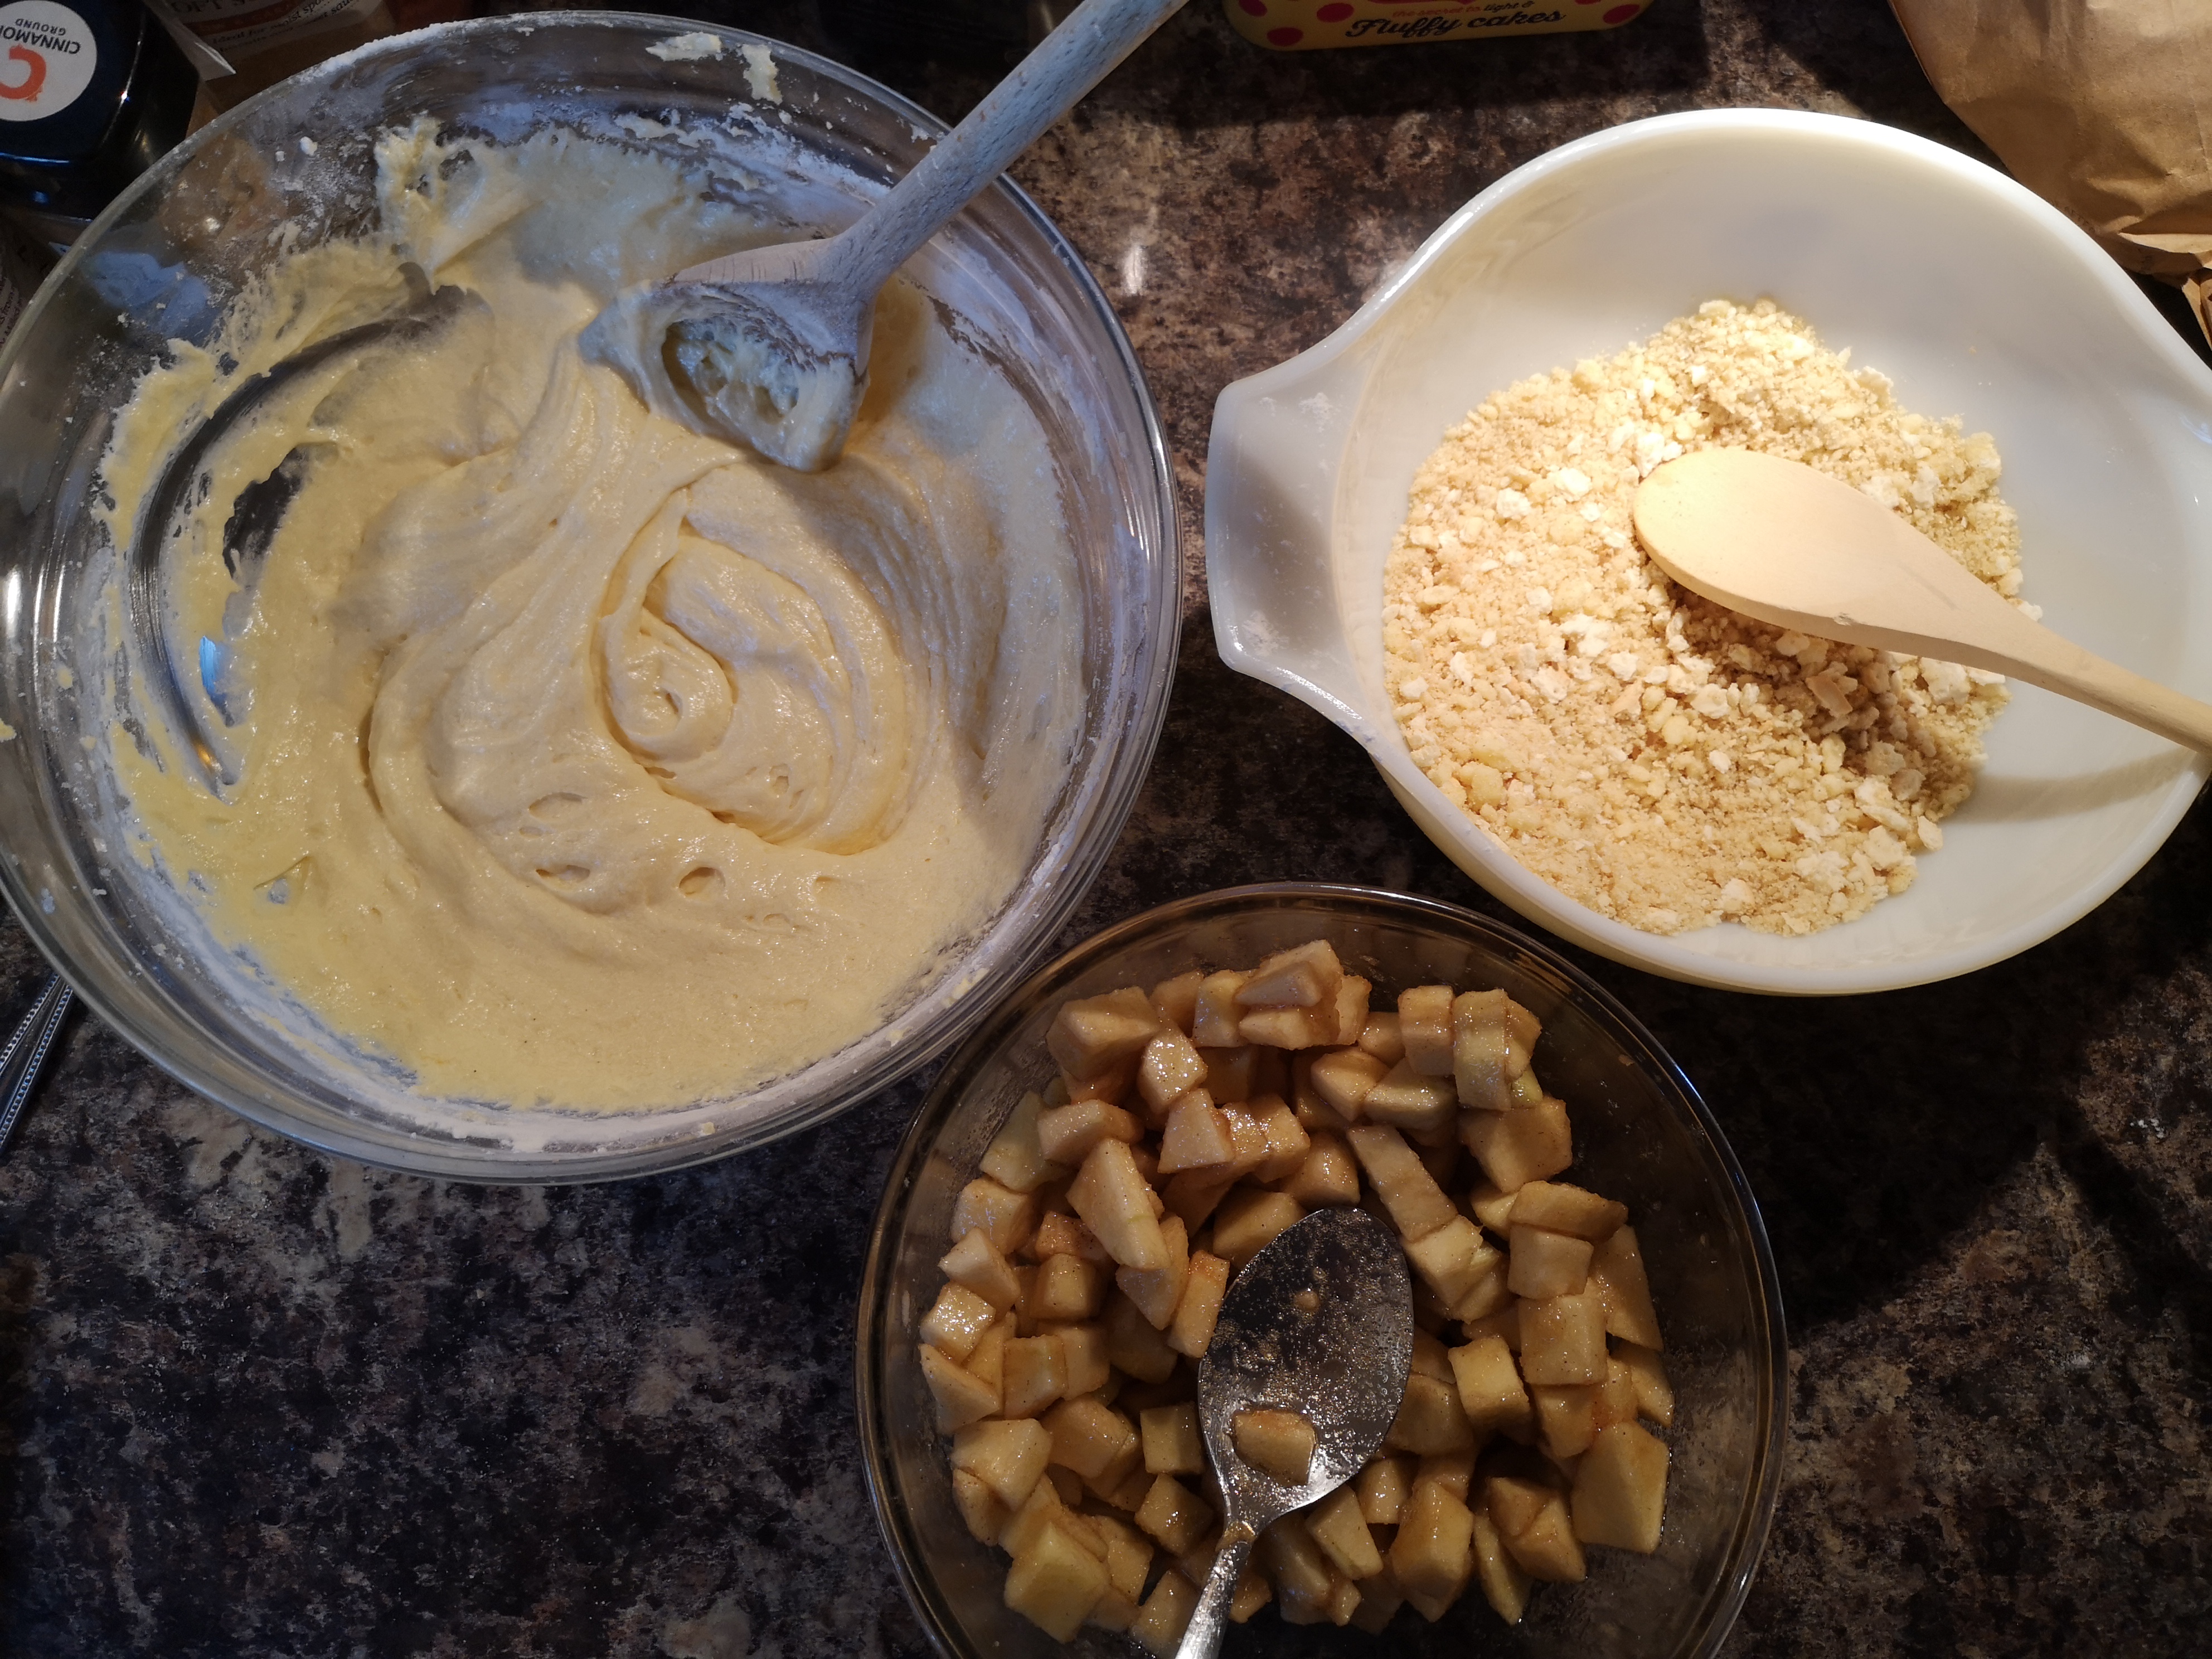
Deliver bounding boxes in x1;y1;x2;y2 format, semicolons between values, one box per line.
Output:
1206;109;2212;996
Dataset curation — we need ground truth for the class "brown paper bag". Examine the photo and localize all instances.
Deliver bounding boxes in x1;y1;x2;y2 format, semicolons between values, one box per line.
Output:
1891;0;2212;345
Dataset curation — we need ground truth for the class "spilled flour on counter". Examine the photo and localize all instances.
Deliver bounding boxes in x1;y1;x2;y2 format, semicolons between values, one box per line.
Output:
1383;299;2025;936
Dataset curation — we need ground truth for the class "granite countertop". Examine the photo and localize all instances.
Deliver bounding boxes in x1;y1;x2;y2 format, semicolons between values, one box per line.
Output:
4;1;2209;1653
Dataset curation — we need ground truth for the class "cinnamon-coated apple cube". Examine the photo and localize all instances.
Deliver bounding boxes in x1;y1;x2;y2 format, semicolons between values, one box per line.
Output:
1045;1395;1139;1481
1325;1573;1362;1627
1389;1479;1475;1605
1231;1568;1273;1623
950;1176;1036;1257
1029;1210;1109;1265
1346;1124;1458;1240
1593;1354;1641;1432
1591;1224;1664;1350
1034;1253;1109;1323
1357;1454;1413;1524
1334;971;1372;1034
1483;1473;1551;1539
1134;1473;1214;1555
1249;1095;1312;1182
920;1343;1001;1431
1452;1257;1513;1323
966;1316;1011;1399
1211;1187;1307;1268
1459;1302;1520;1352
1289;1052;1352;1133
1502;1488;1587;1582
1235;939;1344;1010
1299;1486;1382;1579
1409;1326;1455;1382
1004;1519;1109;1641
919;1282;997;1362
1239;1005;1334;1050
1196;1042;1255;1102
1357;1011;1406;1066
1347;1567;1404;1632
1508;1224;1594;1298
1451;988;1512;1111
1149;971;1204;1036
1571;1421;1669;1552
981;1093;1061;1195
1098;1461;1157;1514
1191;971;1249;1048
1036;1098;1142;1167
1449;1333;1534;1437
1468;1181;1518;1234
1163;1168;1236;1230
1531;1382;1598;1459
1462;1097;1574;1192
1106;1289;1180;1382
1617;1341;1674;1427
1156;1095;1234;1175
1175;1525;1223;1590
1068;1139;1170;1272
1510;1180;1628;1242
1001;1333;1068;1419
1233;1406;1318;1485
1085;1511;1154;1601
1087;1591;1139;1635
1139;1402;1204;1475
1061;1056;1137;1107
1055;1321;1110;1398
1415;1449;1477;1502
1167;1249;1229;1357
1397;984;1456;1075
1311;1047;1389;1120
952;1417;1052;1508
1047;987;1162;1080
1403;1215;1506;1309
1129;1568;1199;1657
1115;1213;1189;1330
1470;1508;1532;1624
1280;1133;1361;1207
1261;1514;1336;1614
1386;1371;1476;1456
1216;1104;1273;1180
1359;1060;1458;1134
1519;1287;1608;1385
939;1229;1022;1312
1137;1027;1211;1117
951;1467;1011;1544
1001;1472;1096;1559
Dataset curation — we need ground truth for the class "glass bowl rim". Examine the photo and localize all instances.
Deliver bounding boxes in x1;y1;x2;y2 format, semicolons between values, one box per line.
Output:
855;880;1789;1659
0;11;1183;1184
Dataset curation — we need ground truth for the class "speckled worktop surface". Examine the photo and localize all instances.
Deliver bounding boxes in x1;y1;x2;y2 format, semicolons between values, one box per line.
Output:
5;1;2210;1653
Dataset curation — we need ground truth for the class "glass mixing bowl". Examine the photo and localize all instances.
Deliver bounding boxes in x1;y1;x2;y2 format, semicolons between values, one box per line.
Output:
858;884;1785;1658
0;14;1179;1181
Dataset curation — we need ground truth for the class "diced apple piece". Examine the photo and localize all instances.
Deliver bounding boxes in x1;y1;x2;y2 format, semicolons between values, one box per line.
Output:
1386;1371;1476;1456
1197;1042;1255;1102
1484;1473;1551;1540
1235;939;1343;1010
1294;1488;1379;1579
1462;1097;1574;1192
1519;1287;1609;1385
1280;1132;1361;1207
1572;1421;1670;1553
1004;1519;1109;1640
1510;1179;1628;1242
1034;1253;1109;1323
1591;1223;1664;1350
1087;1591;1139;1634
1289;1052;1351;1133
1310;1047;1388;1120
1409;1326;1455;1382
1001;1473;1095;1558
949;1177;1036;1257
1036;1098;1142;1167
1470;1507;1532;1624
1356;1454;1413;1524
1459;1302;1520;1352
1347;1566;1404;1632
1233;1406;1318;1485
1248;1095;1312;1182
1260;1515;1336;1618
1449;1333;1534;1437
1175;1526;1223;1591
1129;1568;1199;1657
981;1093;1062;1196
951;1467;1011;1544
1156;1094;1233;1175
1061;1056;1137;1107
1212;1187;1307;1268
1045;1395;1139;1481
1502;1487;1587;1583
1168;1249;1229;1357
1163;1168;1236;1230
1051;1321;1108;1397
1191;971;1249;1047
1029;1210;1108;1265
1137;1026;1211;1117
939;1229;1021;1313
1617;1340;1674;1427
1231;1568;1273;1623
1134;1473;1214;1555
919;1283;997;1362
1068;1139;1169;1272
952;1417;1051;1508
1149;970;1204;1034
1346;1124;1458;1240
1403;1215;1506;1310
1116;1212;1189;1330
1048;987;1162;1080
1086;1510;1154;1602
919;1343;1001;1431
1001;1334;1068;1419
1140;1402;1204;1474
1331;975;1371;1044
1451;988;1511;1111
1468;1181;1518;1234
965;1316;1011;1400
1593;1354;1641;1432
1397;984;1455;1075
1105;1289;1180;1382
1360;1059;1458;1134
1532;1382;1598;1459
1356;1011;1406;1065
1414;1449;1476;1503
1389;1479;1475;1607
1508;1224;1594;1298
1239;1004;1333;1049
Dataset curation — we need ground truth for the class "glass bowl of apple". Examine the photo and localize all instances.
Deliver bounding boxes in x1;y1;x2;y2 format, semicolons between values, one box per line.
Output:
857;882;1785;1658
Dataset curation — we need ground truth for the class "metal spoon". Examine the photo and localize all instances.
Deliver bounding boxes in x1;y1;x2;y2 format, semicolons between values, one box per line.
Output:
1175;1206;1413;1658
1633;448;2212;753
0;973;72;1158
593;0;1186;472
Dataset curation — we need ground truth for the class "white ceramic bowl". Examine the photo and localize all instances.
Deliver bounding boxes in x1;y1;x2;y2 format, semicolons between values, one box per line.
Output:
1206;109;2212;996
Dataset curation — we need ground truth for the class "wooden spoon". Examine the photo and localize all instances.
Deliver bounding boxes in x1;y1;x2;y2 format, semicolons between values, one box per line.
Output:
1632;448;2212;753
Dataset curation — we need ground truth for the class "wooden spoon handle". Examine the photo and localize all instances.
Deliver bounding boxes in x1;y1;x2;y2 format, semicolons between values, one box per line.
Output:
1933;605;2212;754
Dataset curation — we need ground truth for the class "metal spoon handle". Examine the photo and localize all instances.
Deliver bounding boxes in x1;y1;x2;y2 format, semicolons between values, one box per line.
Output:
825;0;1187;296
0;974;71;1156
1173;1527;1254;1659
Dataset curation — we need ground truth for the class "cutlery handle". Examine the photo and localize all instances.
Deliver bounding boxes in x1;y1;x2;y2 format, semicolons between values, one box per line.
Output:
0;975;71;1157
829;0;1187;295
1968;610;2212;754
1172;1525;1255;1659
